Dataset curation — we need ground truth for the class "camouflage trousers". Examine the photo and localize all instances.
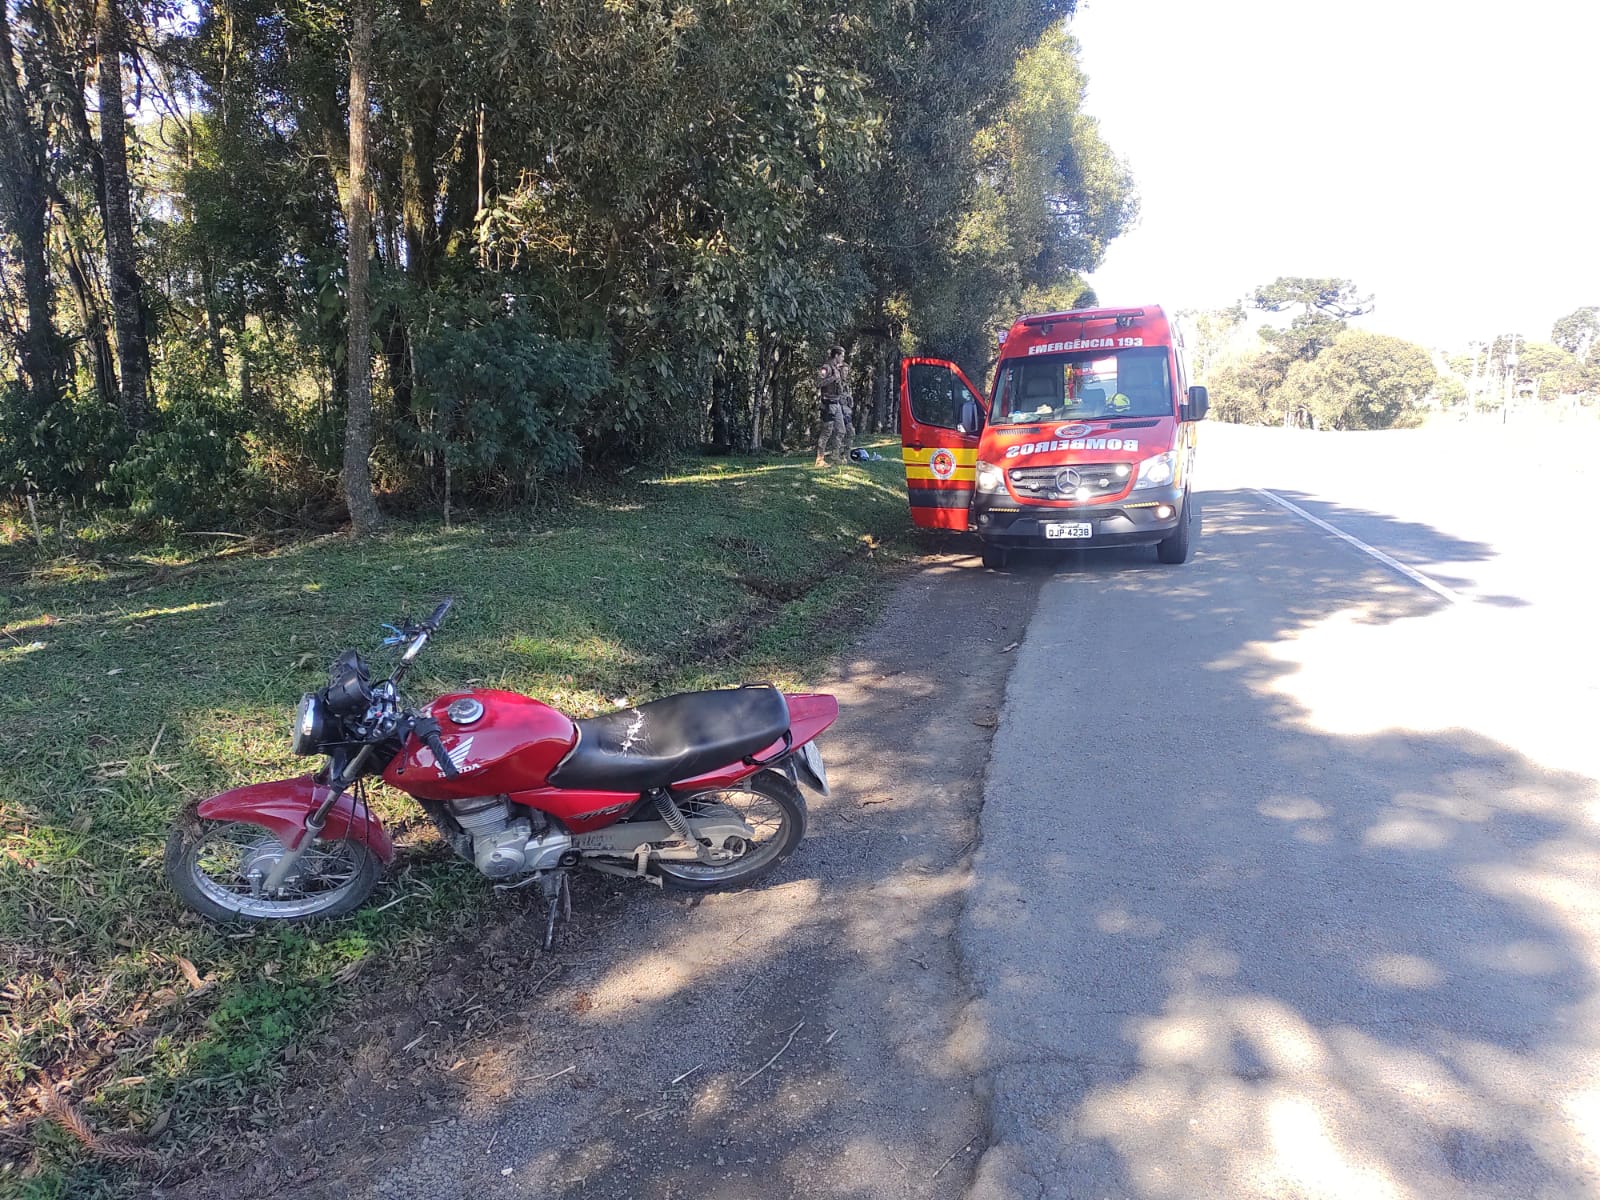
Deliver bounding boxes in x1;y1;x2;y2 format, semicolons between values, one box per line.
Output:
816;403;851;460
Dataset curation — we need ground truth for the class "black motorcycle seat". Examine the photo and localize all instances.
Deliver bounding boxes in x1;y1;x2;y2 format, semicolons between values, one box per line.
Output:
548;686;791;792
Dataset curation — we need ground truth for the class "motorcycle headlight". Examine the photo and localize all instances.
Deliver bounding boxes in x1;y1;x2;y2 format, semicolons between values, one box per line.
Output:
1133;451;1176;490
290;693;325;756
975;461;1005;493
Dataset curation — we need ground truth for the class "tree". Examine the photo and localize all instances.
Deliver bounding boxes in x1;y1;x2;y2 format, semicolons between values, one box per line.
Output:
93;0;152;430
340;0;381;535
1551;306;1599;364
1517;341;1594;403
1279;330;1436;431
0;6;61;421
1206;355;1282;425
1251;276;1373;365
906;22;1136;377
3;0;1140;523
1178;303;1246;379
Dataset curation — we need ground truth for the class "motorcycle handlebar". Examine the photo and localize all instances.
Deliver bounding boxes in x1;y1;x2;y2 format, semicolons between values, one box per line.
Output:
424;597;454;632
396;597;454;671
424;727;459;779
410;715;460;778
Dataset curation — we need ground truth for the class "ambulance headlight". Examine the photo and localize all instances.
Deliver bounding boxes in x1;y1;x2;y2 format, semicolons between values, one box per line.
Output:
975;461;1005;493
1133;451;1176;490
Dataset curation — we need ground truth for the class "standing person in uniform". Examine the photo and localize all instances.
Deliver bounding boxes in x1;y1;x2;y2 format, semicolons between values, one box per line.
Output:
814;345;851;467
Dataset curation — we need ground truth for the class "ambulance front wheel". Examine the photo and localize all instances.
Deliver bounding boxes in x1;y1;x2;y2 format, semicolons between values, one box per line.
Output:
1156;490;1194;564
981;544;1010;571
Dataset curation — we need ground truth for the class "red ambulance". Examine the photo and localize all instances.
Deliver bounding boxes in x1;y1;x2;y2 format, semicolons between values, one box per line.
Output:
898;304;1208;569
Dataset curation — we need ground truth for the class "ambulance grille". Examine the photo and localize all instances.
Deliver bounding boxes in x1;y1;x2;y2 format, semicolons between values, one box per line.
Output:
1008;462;1132;500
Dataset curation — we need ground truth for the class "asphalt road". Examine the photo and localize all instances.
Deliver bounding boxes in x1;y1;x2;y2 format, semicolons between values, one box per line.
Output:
964;419;1600;1199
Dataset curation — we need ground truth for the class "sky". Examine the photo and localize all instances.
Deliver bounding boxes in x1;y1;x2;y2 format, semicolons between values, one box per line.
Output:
1069;0;1600;351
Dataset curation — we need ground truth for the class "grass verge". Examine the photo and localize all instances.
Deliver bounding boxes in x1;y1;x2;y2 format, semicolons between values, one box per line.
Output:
0;445;921;1198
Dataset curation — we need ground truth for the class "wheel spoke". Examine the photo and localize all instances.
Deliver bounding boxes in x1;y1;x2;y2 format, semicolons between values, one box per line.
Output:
183;820;371;918
666;785;793;881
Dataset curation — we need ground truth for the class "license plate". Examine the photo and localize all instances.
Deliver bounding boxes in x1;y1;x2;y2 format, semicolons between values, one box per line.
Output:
1044;522;1093;539
797;739;829;796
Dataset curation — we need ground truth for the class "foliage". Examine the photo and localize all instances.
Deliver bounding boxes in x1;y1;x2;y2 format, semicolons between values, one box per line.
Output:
1251;276;1374;366
106;348;258;520
1;0;1134;525
1204;280;1443;431
1278;330;1437;431
1206;355;1284;426
1552;306;1600;363
406;303;612;499
1252;276;1373;320
0;374;125;497
1432;375;1467;410
920;23;1137;376
1515;341;1597;402
1178;304;1246;379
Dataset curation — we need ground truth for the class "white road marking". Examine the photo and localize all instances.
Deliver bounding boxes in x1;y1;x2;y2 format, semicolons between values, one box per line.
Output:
1255;488;1463;605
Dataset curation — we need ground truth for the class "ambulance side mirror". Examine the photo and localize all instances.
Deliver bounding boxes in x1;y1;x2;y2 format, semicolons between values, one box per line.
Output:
957;398;984;435
1183;386;1209;422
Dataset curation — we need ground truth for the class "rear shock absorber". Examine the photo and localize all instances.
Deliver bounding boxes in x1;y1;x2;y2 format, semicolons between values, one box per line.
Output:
652;790;717;863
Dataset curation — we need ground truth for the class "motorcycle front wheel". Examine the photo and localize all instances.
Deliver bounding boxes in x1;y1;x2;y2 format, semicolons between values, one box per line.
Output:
654;769;807;892
165;815;381;922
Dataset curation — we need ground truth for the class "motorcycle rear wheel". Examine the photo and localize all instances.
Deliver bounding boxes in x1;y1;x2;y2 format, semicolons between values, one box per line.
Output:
654;770;806;892
165;815;381;922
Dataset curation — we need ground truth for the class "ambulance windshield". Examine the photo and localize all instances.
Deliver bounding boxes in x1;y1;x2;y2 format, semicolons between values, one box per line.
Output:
994;347;1172;424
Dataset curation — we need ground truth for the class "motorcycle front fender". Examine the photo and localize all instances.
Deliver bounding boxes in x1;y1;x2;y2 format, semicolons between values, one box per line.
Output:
196;774;396;864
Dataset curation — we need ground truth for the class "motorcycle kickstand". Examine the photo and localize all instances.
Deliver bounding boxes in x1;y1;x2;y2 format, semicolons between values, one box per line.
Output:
540;871;572;951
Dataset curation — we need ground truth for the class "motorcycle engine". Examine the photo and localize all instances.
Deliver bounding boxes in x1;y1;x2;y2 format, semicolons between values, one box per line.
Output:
445;796;573;878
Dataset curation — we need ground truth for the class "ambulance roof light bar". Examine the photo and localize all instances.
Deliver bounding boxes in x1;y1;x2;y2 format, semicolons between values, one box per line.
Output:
1020;308;1146;333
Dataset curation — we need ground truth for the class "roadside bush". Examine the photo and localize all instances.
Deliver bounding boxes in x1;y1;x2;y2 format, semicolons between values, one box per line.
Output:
407;305;612;502
1206;357;1282;426
108;354;259;521
1280;330;1436;431
0;374;126;498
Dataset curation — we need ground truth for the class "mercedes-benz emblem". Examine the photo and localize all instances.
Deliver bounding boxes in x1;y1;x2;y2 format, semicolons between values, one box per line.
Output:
1055;467;1081;494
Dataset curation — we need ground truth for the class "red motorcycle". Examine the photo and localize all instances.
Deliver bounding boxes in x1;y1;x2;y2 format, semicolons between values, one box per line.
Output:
165;600;837;946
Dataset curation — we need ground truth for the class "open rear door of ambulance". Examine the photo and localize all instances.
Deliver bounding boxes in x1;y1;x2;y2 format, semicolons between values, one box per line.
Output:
899;358;987;530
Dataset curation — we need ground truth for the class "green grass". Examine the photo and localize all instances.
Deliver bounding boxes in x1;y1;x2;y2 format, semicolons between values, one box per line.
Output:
0;445;919;1197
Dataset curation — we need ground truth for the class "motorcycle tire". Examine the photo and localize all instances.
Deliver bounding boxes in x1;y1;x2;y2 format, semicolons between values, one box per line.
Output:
655;770;807;893
165;813;382;923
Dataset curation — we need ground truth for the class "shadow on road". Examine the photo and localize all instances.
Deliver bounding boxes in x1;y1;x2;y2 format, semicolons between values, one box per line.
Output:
967;488;1600;1198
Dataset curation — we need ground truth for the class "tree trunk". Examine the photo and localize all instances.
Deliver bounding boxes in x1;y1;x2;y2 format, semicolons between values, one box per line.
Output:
383;318;414;418
341;0;383;535
888;337;902;433
94;0;151;431
60;228;117;407
709;354;731;451
0;9;61;417
235;312;253;410
198;249;226;371
748;335;783;452
872;334;890;433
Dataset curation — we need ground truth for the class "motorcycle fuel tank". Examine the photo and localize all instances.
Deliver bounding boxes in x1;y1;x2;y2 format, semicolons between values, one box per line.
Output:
382;689;577;800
